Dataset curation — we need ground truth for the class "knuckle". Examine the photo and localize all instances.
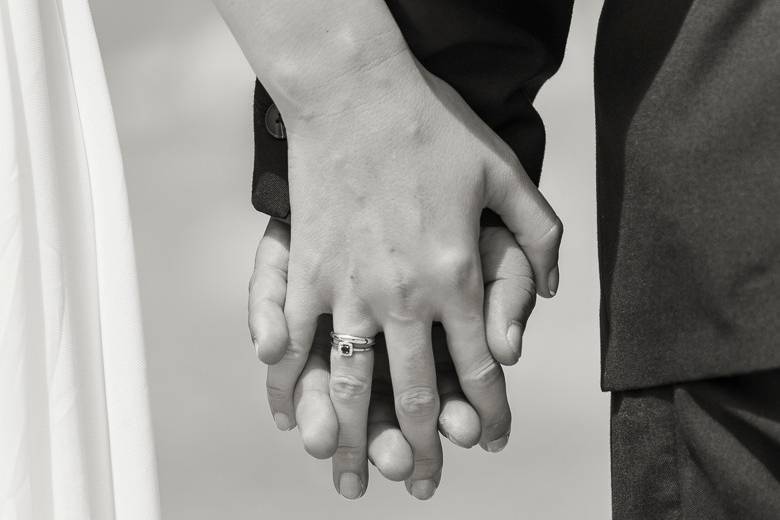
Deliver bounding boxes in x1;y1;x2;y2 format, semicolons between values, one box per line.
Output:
462;356;504;390
511;273;537;310
335;444;364;465
331;374;371;401
542;217;564;246
396;386;439;418
266;381;290;403
437;249;479;290
410;456;442;475
259;260;288;284
386;267;420;307
520;289;537;318
283;339;307;362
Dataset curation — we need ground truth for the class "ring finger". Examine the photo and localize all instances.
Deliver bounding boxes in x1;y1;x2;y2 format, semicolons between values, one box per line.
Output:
329;305;379;500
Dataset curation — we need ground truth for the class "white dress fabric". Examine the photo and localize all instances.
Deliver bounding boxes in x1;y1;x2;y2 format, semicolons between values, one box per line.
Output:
0;0;160;519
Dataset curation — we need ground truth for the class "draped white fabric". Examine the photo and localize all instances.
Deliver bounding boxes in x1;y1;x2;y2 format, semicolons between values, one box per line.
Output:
0;0;160;518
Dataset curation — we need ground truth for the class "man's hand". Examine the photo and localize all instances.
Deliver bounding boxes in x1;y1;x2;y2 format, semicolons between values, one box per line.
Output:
250;217;544;499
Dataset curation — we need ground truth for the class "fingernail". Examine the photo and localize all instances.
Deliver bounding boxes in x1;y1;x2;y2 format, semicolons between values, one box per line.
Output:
338;473;363;500
547;265;560;297
409;479;437;500
273;412;292;431
506;321;523;358
481;434;509;453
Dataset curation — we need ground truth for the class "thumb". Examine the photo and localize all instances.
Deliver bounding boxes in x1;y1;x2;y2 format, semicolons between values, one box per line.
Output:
484;150;562;298
480;226;537;365
249;218;291;364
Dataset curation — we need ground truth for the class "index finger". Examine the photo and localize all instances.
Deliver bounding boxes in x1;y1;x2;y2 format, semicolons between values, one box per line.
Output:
249;218;290;364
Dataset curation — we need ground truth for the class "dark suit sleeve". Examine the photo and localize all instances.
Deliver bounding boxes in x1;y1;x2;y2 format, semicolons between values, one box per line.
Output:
252;81;290;219
251;0;574;224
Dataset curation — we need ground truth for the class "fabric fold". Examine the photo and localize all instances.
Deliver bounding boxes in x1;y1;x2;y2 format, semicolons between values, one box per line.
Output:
0;1;160;519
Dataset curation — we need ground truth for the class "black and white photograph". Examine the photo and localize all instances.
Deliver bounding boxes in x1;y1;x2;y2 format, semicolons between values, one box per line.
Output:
1;1;778;519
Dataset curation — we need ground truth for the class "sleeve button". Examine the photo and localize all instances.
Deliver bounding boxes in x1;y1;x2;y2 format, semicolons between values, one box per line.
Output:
264;103;287;140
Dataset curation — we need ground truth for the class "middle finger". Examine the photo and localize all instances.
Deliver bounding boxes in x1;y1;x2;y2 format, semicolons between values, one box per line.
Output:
384;319;442;501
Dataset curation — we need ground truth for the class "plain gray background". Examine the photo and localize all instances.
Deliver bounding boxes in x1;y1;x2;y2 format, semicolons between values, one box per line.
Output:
91;0;609;518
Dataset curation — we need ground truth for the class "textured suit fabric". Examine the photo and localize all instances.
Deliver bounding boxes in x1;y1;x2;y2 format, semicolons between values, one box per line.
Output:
250;1;780;390
595;0;780;391
252;88;290;218
611;369;780;520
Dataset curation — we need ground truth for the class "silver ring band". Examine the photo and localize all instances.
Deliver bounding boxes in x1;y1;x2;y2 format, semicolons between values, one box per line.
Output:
331;331;376;357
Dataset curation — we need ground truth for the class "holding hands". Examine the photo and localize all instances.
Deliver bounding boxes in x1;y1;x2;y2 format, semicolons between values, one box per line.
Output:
248;53;561;500
214;0;560;501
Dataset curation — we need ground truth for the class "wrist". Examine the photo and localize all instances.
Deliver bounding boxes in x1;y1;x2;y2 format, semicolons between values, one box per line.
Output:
264;33;421;127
